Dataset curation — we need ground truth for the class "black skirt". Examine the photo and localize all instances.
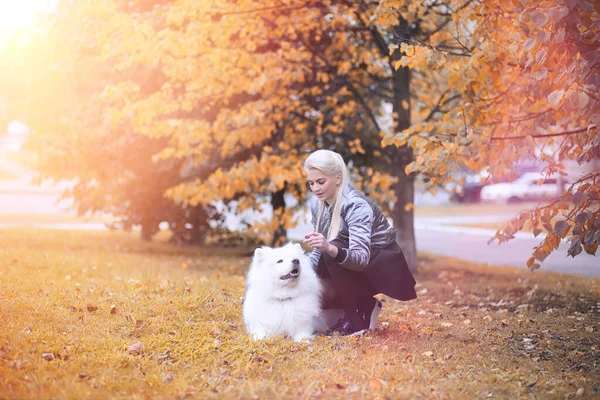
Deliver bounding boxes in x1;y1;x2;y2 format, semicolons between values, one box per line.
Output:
365;241;417;301
318;240;417;303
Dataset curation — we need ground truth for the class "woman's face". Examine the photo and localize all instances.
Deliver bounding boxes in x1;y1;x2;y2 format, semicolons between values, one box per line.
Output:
306;167;340;204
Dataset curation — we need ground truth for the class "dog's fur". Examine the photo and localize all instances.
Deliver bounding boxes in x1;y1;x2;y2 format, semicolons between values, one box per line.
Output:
242;243;323;341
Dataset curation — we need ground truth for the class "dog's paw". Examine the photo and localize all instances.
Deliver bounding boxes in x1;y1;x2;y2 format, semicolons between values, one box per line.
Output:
292;333;315;342
249;331;267;341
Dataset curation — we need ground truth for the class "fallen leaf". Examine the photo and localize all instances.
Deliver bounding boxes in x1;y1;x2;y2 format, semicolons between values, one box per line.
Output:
441;322;453;328
368;378;382;389
463;319;471;325
135;320;146;329
422;351;434;358
483;315;492;322
127;342;143;355
163;371;174;383
585;326;594;333
41;352;55;361
576;388;584;396
110;305;117;314
86;304;98;312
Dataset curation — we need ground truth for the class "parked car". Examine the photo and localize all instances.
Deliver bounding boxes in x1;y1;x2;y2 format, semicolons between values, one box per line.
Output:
480;172;567;204
450;161;546;203
449;170;490;203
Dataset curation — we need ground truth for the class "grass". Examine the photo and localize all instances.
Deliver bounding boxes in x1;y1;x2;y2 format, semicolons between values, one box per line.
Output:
0;169;17;180
0;213;112;224
0;228;598;399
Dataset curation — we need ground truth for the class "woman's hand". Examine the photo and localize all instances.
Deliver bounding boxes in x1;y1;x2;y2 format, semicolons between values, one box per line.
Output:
303;232;337;257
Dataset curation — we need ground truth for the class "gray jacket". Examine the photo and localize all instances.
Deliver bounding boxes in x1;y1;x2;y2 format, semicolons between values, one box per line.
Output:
308;184;397;271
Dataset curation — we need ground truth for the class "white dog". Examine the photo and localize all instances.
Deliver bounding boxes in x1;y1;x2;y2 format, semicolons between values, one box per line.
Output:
242;242;324;341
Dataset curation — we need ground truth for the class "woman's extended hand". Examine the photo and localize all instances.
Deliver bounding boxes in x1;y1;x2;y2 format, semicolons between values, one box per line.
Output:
303;232;336;256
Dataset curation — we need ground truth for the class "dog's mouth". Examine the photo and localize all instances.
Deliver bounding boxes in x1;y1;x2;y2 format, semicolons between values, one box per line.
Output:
280;267;300;280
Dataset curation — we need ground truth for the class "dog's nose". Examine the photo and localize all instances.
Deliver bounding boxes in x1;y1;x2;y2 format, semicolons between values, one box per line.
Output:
292;259;300;265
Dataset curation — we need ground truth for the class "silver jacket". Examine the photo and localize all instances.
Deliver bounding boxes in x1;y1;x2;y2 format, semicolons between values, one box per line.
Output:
308;184;397;271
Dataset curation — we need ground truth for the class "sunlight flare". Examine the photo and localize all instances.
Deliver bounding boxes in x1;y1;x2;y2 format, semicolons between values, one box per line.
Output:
0;0;53;36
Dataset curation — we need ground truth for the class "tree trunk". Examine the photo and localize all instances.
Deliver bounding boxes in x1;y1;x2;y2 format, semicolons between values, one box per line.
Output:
391;35;417;271
270;187;287;246
140;218;157;241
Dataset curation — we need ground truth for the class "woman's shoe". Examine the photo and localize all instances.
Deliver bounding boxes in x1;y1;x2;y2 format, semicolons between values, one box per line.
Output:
325;317;366;337
360;298;383;330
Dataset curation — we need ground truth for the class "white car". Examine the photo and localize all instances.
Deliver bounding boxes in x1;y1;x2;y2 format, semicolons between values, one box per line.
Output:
480;172;567;204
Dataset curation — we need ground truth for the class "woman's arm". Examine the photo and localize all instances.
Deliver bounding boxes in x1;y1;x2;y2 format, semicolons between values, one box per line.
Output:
334;200;373;271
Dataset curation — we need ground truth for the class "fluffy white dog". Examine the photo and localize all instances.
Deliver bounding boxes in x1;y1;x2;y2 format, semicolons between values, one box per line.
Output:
242;242;324;341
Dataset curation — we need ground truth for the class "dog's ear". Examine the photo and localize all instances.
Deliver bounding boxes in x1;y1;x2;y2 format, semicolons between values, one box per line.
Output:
293;242;303;252
253;247;269;263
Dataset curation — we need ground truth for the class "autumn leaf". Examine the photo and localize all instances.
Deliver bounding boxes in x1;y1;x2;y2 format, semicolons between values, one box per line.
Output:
127;342;143;355
530;11;548;27
547;89;565;106
553;220;569;236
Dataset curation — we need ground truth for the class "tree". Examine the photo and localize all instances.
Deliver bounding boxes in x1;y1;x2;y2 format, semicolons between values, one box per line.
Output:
9;0;596;270
383;0;599;267
1;0;216;241
84;0;480;269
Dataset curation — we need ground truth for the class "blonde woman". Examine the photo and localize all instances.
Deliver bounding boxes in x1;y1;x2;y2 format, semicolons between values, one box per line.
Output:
303;149;417;336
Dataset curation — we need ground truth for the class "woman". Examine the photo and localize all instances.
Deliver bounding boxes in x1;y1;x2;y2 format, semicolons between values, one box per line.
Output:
303;149;417;336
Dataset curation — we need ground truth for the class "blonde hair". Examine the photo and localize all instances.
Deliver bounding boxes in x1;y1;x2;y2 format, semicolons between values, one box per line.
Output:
303;150;350;241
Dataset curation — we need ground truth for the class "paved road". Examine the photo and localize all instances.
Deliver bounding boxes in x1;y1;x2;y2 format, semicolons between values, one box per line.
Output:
414;224;599;277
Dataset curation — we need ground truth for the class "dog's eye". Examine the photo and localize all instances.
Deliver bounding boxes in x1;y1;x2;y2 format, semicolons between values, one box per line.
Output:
277;259;283;263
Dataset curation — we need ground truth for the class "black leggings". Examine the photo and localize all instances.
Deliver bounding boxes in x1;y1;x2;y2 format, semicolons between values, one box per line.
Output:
317;248;378;324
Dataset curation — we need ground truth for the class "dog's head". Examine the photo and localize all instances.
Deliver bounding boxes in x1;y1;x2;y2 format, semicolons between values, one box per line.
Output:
251;242;309;284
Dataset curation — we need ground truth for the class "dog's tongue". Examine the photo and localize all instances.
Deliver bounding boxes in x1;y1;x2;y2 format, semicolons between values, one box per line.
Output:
280;272;298;280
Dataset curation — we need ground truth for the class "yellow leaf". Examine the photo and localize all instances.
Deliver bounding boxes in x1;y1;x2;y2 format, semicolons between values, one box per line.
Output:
368;378;382;389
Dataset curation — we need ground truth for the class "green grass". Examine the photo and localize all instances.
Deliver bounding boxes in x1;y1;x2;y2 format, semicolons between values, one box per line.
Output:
0;229;598;399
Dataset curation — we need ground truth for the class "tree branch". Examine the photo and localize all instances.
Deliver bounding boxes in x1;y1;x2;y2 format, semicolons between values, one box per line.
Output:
490;126;598;141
